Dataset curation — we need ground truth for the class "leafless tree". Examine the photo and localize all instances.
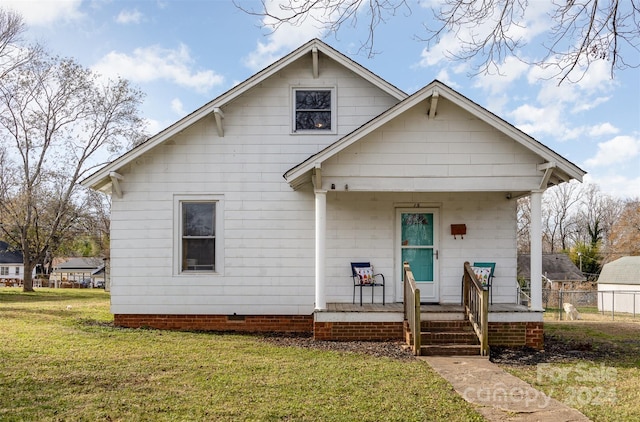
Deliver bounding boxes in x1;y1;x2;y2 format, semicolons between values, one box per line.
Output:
239;0;639;83
516;196;531;252
0;9;41;80
0;49;145;292
607;199;640;262
542;182;581;252
573;183;624;249
77;188;112;258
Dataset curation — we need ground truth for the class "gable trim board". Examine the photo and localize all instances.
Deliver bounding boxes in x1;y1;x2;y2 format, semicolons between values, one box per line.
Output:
81;39;587;348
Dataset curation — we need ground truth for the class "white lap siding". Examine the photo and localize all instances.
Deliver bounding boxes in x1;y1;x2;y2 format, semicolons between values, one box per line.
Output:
109;55;400;316
324;192;517;304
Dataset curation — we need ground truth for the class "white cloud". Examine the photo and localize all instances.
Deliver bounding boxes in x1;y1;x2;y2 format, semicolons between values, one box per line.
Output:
143;118;164;138
588;123;619;137
116;9;143;25
485;94;509;116
433;69;459;88
509;59;622;143
92;44;224;93
510;103;575;140
584;135;640;167
571;95;611;113
243;1;334;71
472;56;530;95
171;98;186;116
416;32;461;68
1;0;83;25
584;173;640;200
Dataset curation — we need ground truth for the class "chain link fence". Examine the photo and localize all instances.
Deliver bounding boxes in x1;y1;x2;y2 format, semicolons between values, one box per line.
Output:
543;288;640;321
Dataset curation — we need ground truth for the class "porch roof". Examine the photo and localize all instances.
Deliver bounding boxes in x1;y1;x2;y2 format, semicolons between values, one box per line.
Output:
284;80;586;192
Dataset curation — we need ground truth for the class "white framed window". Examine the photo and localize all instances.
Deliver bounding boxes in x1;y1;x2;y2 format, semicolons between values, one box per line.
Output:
174;195;224;275
0;267;7;276
292;88;336;133
15;267;19;275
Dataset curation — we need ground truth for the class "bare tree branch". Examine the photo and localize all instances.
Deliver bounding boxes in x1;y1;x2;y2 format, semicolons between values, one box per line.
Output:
235;0;411;57
238;0;640;83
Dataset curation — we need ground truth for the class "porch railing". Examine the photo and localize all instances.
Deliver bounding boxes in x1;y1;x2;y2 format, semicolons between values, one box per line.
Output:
403;261;421;356
462;261;489;356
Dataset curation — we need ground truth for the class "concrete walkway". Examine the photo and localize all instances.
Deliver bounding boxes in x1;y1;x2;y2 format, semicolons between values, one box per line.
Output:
422;356;591;422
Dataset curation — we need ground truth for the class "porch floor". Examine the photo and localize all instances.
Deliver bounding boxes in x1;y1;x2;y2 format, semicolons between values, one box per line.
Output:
323;302;531;313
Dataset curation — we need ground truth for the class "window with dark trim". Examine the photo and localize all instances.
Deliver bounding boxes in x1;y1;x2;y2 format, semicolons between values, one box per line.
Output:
294;89;332;131
181;202;216;272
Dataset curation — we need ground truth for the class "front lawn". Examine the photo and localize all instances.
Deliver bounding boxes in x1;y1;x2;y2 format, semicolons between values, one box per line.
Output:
0;288;483;421
499;319;640;422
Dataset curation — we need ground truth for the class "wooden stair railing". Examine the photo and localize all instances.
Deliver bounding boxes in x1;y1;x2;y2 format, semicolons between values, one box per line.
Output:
403;262;421;356
462;261;489;356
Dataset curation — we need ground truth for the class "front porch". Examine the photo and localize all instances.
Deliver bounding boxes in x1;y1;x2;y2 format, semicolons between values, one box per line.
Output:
314;302;544;353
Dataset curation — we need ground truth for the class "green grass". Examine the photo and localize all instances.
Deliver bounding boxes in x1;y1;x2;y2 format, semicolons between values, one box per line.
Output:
501;319;640;422
0;288;483;421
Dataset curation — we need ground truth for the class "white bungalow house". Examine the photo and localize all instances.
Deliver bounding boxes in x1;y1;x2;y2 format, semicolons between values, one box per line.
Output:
50;257;106;288
82;39;585;352
0;241;24;285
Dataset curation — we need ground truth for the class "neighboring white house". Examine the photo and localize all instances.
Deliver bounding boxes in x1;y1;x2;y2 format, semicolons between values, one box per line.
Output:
50;257;105;288
598;256;640;314
82;39;585;347
0;241;24;285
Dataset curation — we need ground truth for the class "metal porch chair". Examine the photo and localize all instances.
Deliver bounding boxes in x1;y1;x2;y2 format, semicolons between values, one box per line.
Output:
473;262;496;304
351;262;385;306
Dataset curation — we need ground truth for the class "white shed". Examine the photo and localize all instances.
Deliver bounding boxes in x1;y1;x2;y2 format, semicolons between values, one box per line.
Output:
597;256;640;314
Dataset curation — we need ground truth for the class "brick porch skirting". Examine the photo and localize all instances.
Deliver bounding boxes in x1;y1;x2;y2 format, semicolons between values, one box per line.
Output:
488;321;544;349
114;314;314;333
313;321;404;341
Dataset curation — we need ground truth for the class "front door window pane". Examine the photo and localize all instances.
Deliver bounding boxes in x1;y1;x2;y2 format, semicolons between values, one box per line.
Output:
401;213;433;246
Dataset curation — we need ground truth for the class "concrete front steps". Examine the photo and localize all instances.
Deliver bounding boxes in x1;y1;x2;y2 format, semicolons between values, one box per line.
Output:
419;320;481;356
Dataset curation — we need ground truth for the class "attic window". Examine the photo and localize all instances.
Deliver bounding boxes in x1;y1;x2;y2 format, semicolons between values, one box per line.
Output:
294;89;334;132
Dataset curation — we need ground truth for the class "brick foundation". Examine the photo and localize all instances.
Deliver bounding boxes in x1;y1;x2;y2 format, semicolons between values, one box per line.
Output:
114;314;313;334
113;314;543;349
488;321;544;349
313;321;404;341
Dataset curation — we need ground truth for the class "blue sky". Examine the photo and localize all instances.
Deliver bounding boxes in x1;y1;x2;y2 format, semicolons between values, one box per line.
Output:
3;0;639;198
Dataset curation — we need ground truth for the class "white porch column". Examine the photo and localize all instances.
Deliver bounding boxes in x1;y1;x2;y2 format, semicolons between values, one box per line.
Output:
530;190;543;311
315;190;327;310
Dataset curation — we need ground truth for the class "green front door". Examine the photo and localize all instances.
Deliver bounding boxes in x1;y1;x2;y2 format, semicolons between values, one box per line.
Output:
398;209;439;303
